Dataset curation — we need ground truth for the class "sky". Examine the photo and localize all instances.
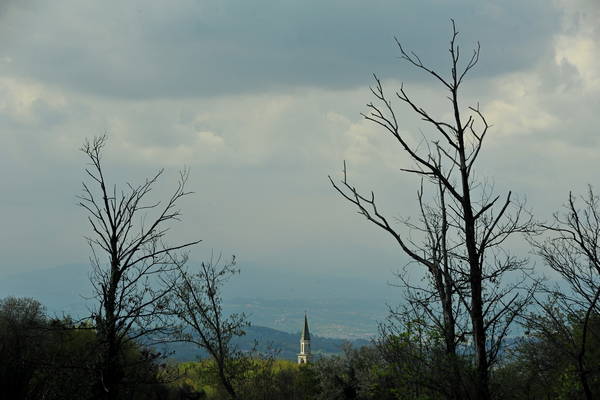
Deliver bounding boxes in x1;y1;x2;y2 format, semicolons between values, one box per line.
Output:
0;1;599;313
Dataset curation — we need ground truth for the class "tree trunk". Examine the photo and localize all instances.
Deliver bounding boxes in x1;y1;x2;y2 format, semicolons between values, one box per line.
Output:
218;363;238;400
579;371;593;400
455;88;490;400
100;260;122;400
470;274;490;400
442;293;462;400
577;355;592;400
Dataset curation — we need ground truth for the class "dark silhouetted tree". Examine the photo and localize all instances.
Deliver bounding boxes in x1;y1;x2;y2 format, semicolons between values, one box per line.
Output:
167;254;247;400
79;135;200;400
0;297;47;399
526;186;600;400
330;21;536;399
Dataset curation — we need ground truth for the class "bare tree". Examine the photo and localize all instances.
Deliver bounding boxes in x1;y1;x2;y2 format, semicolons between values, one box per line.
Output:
381;177;470;399
329;21;535;399
166;254;248;400
79;135;200;400
527;186;600;400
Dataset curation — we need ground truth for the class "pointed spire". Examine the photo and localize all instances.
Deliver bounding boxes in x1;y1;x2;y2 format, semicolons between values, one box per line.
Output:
301;312;310;341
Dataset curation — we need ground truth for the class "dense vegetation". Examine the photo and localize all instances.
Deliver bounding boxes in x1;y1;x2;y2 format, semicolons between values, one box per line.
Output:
2;296;599;399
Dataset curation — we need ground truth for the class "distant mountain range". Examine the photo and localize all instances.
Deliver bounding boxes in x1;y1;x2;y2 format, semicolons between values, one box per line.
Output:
0;264;529;360
163;325;370;361
0;263;393;340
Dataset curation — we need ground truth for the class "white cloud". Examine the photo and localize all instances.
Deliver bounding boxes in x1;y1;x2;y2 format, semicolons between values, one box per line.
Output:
482;72;559;141
119;130;227;166
553;0;600;91
0;77;67;127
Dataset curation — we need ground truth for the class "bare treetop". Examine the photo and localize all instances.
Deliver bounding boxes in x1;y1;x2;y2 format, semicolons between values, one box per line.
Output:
330;21;536;400
79;135;201;399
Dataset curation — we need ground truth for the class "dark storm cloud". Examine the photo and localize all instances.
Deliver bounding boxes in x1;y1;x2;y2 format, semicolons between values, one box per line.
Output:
0;0;560;99
1;0;597;293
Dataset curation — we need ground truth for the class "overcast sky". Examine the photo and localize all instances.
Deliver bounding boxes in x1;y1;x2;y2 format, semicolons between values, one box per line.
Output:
0;1;599;303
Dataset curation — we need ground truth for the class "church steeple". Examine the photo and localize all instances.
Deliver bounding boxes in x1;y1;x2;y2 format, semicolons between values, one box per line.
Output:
298;313;312;364
301;313;310;341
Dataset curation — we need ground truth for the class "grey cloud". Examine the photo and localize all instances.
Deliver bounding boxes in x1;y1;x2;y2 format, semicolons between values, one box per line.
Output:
1;0;598;306
0;0;560;99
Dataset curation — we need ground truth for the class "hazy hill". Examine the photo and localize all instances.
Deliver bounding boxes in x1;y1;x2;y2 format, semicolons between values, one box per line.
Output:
0;263;390;339
163;325;370;361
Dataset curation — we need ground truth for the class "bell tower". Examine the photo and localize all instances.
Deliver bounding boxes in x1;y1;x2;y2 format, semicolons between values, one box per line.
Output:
298;313;311;364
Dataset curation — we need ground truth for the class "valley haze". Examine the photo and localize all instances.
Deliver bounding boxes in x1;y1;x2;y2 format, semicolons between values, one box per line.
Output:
0;262;392;340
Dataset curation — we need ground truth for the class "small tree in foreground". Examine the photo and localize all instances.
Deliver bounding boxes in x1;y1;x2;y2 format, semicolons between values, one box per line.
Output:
79;135;200;400
526;187;600;400
0;297;48;399
167;254;248;400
